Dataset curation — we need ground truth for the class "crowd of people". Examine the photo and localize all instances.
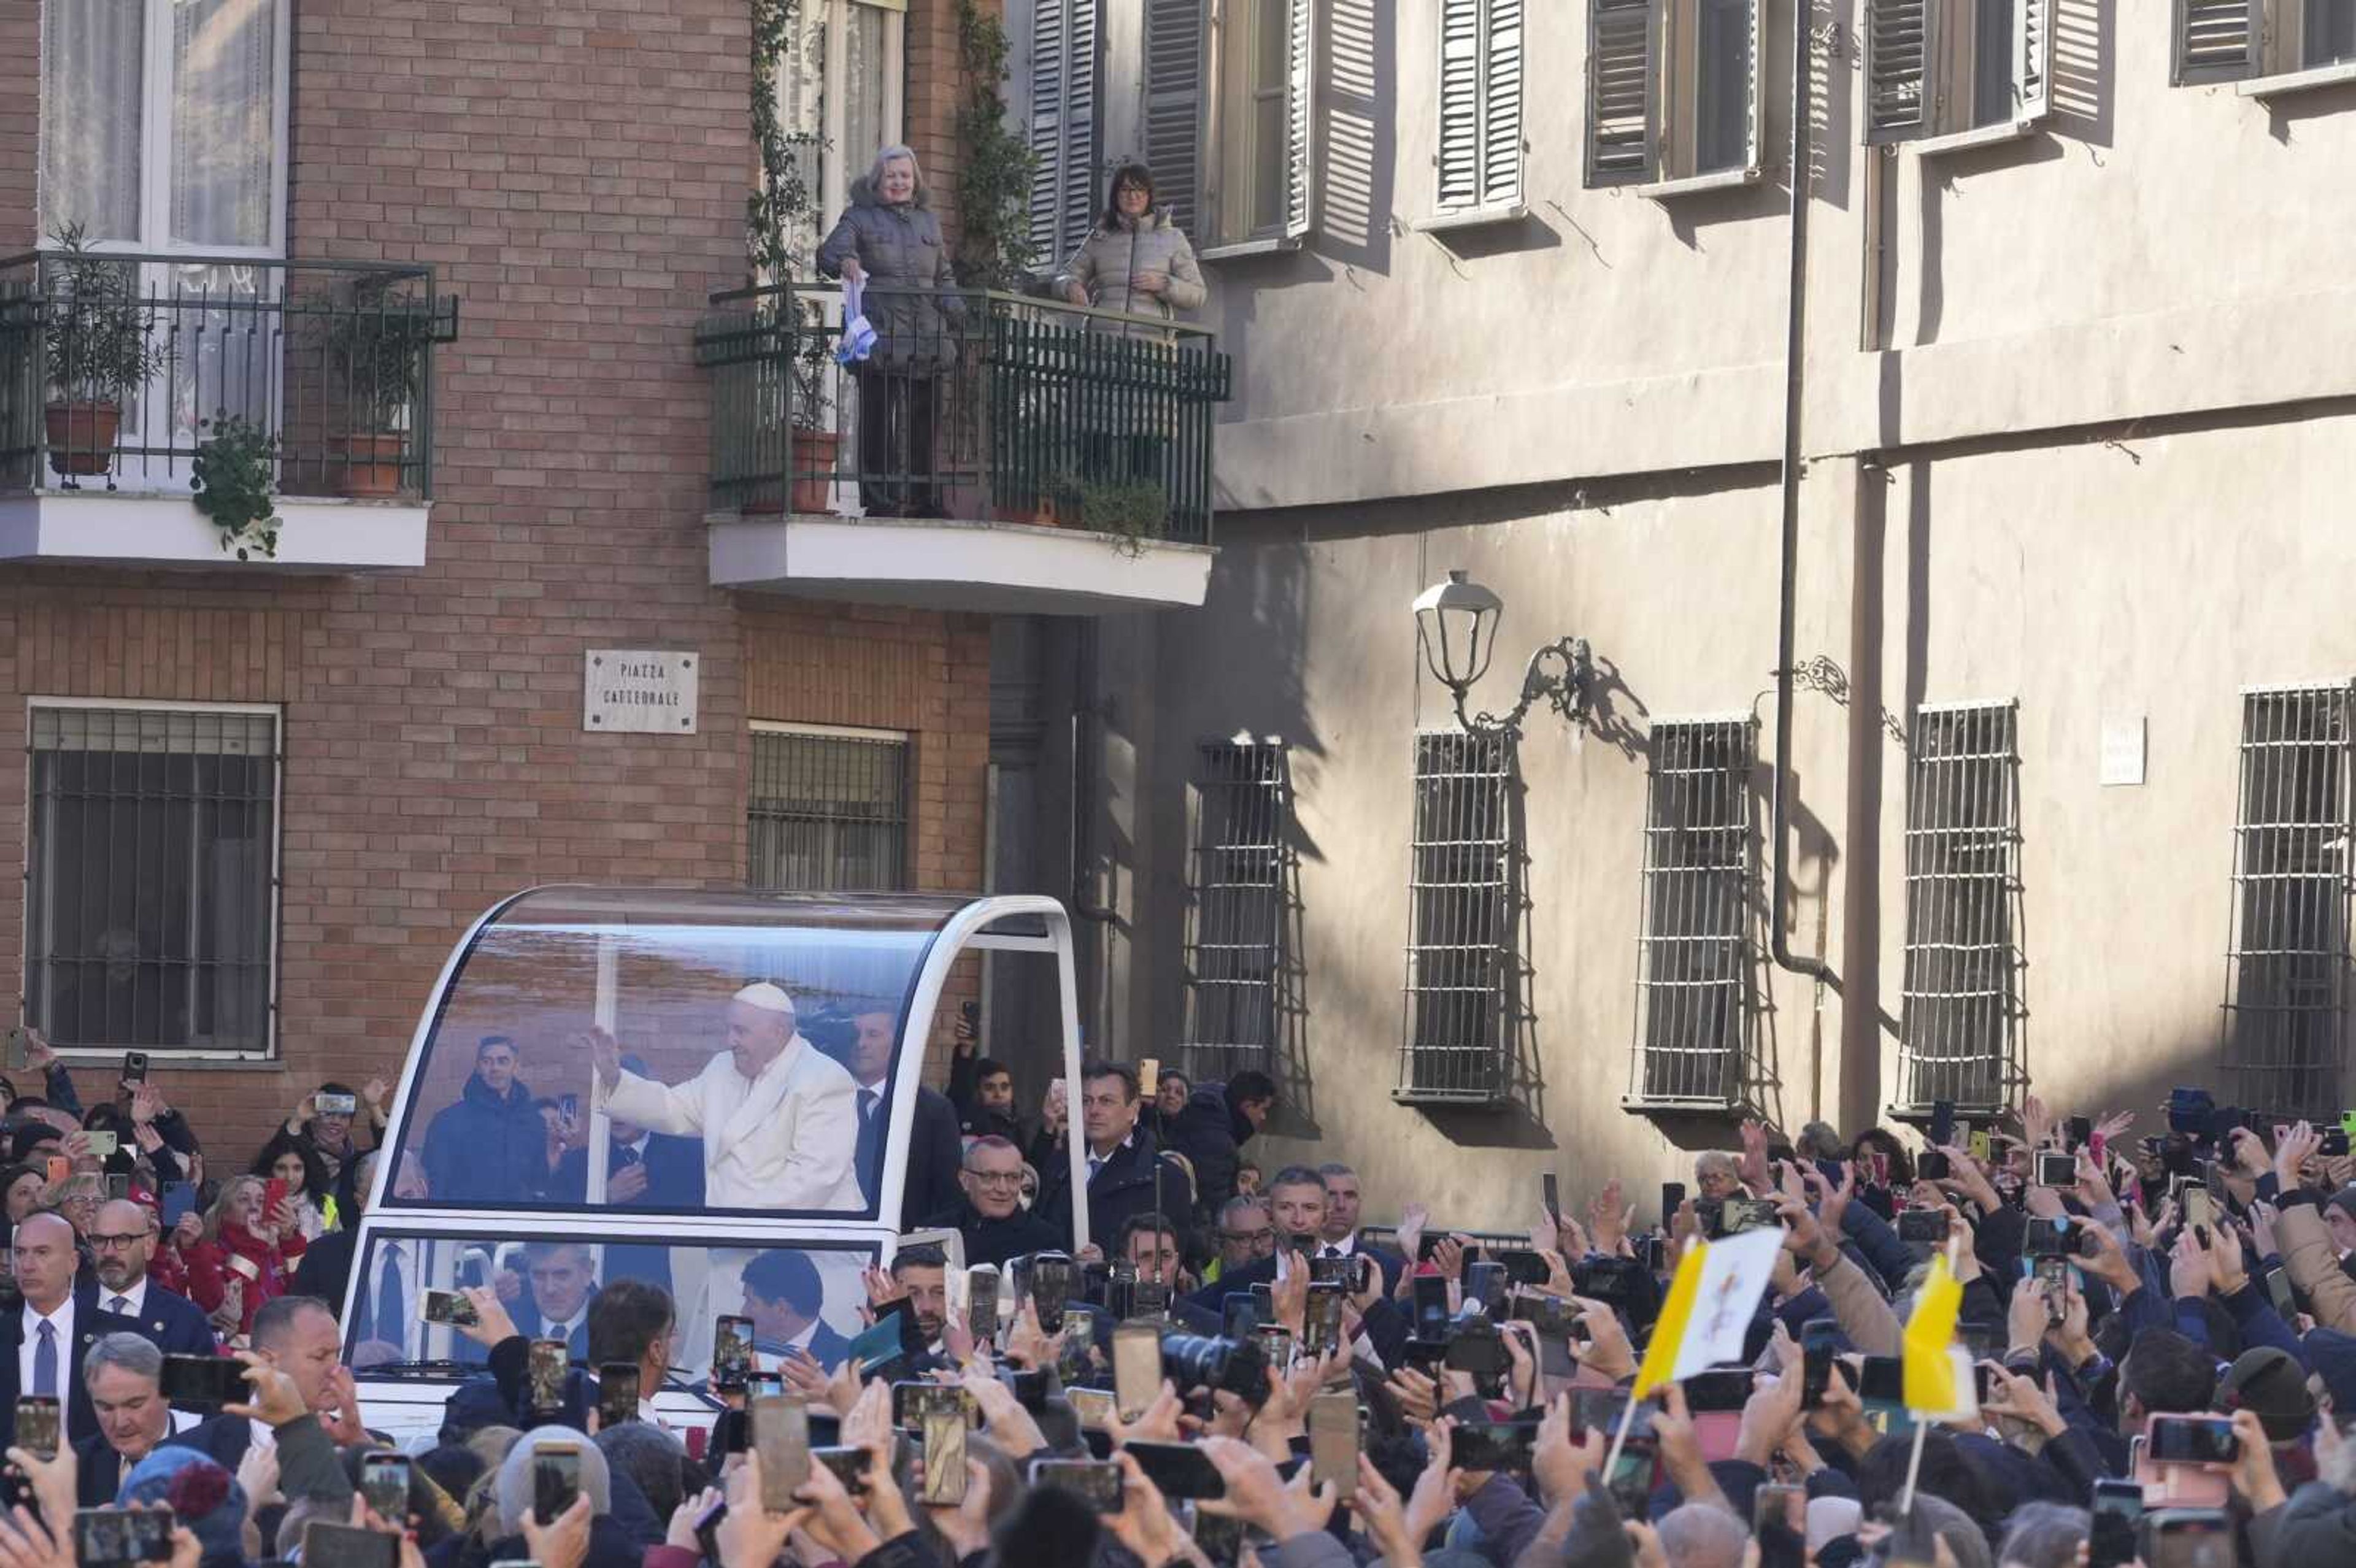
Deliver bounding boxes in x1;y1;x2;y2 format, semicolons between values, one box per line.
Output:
13;1007;2356;1568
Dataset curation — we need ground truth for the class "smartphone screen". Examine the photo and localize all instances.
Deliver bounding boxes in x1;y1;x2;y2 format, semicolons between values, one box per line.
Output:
967;1266;1000;1343
531;1443;582;1522
1112;1321;1161;1421
160;1355;248;1407
1307;1388;1358;1490
752;1396;810;1510
1411;1275;1450;1339
2143;1510;2235;1568
1;1029;25;1072
1030;1253;1074;1334
1857;1356;1905;1405
1800;1317;1838;1410
2087;1479;2143;1568
598;1362;641;1428
1660;1182;1685;1223
74;1509;174;1566
420;1289;479;1327
526;1339;568;1415
15;1396;59;1459
1028;1458;1125;1512
919;1408;968;1505
120;1052;148;1083
712;1315;755;1391
1066;1388;1116;1429
1124;1440;1226;1499
1220;1293;1257;1339
360;1454;410;1523
1542;1173;1561;1227
263;1178;288;1216
1303;1282;1346;1356
301;1524;396;1568
1929;1099;1956;1150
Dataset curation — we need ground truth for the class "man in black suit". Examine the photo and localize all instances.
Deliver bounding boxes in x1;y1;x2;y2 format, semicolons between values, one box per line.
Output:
1030;1061;1193;1253
548;1066;703;1296
841;1007;963;1224
169;1296;358;1474
290;1153;372;1323
1313;1162;1406;1296
510;1241;598;1362
918;1135;1060;1267
741;1248;852;1373
89;1200;217;1358
1185;1164;1330;1312
74;1332;193;1505
0;1214;136;1451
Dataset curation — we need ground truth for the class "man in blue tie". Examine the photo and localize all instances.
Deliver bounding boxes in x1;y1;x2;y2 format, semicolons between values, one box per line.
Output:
837;1005;961;1224
0;1213;123;1450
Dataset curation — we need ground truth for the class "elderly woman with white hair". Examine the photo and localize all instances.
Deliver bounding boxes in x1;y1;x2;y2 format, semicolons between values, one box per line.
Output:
817;144;966;519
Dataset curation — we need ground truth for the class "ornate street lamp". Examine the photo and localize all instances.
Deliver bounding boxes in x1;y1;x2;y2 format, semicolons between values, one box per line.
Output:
1412;569;1591;737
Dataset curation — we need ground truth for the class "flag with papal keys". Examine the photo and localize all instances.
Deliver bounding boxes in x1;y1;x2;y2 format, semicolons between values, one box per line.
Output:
1900;1253;1978;1420
1633;1229;1784;1397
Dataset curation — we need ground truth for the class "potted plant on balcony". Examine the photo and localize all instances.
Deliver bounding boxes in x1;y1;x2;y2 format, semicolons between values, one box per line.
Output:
321;275;434;498
1071;474;1168;557
39;223;166;480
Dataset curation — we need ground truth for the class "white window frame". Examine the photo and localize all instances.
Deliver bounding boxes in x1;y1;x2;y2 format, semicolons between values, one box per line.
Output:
1582;0;1768;197
746;720;914;893
38;0;293;259
779;0;907;250
23;696;284;1063
1428;0;1526;226
1199;0;1313;257
1861;0;2054;156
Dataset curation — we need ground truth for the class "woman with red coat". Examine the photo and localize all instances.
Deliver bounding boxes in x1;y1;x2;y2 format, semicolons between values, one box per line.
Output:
182;1174;306;1342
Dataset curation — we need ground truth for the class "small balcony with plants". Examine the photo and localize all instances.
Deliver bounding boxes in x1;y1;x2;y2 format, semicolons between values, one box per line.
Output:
0;228;457;572
691;280;1231;614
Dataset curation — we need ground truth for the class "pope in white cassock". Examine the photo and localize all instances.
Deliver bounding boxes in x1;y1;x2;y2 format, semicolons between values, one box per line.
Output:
585;982;863;1210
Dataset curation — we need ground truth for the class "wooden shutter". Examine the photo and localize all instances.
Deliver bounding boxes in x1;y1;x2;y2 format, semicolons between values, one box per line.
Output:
2172;0;2260;85
1144;0;1206;238
1585;0;1659;186
1741;0;1765;172
1283;0;1314;239
1438;0;1522;212
1027;0;1100;265
2012;0;2052;121
1863;0;1934;144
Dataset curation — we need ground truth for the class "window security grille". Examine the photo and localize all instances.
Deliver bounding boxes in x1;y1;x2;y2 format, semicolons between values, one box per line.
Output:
1628;720;1755;1109
2220;685;2354;1116
747;727;910;892
26;704;279;1053
1178;742;1287;1080
1399;729;1516;1104
1896;702;2023;1115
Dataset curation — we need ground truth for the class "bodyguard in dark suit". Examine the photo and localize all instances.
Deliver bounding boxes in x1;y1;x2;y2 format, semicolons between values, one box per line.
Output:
918;1135;1061;1268
835;1007;963;1224
89;1200;217;1357
741;1248;853;1373
549;1085;704;1296
0;1215;138;1451
74;1332;189;1506
509;1241;598;1362
1031;1063;1193;1252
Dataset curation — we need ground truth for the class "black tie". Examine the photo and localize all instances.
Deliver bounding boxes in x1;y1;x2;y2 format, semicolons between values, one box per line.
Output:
860;1089;879;1128
377;1243;406;1347
614;1143;641;1169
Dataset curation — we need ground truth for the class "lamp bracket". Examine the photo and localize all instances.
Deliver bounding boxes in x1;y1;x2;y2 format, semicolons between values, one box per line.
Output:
1450;636;1592;737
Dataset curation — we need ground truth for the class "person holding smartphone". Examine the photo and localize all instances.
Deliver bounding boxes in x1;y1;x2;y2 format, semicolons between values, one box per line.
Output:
181;1177;306;1340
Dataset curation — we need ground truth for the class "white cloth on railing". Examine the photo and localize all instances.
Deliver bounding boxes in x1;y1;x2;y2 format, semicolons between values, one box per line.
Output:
835;276;877;364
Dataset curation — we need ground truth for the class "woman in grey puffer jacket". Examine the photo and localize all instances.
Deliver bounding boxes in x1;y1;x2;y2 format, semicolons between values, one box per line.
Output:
817;145;967;517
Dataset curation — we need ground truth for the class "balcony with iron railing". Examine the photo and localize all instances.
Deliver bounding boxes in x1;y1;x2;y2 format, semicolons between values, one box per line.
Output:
693;282;1231;613
0;247;456;571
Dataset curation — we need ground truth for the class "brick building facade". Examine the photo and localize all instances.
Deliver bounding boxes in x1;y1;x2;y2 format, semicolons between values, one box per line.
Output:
1;1;998;1154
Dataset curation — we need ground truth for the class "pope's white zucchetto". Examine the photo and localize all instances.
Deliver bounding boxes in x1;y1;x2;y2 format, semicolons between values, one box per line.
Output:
732;982;798;1015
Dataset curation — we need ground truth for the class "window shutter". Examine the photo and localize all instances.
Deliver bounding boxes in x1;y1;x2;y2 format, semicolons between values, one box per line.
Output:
1145;0;1206;238
1741;0;1765;174
1283;0;1314;240
1028;0;1100;266
1863;0;1934;144
1481;0;1525;207
1436;0;1482;209
2171;0;2260;85
1585;0;1660;187
2012;0;2052;121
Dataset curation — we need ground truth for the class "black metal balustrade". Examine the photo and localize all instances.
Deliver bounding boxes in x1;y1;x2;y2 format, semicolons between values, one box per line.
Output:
693;282;1230;545
0;249;456;502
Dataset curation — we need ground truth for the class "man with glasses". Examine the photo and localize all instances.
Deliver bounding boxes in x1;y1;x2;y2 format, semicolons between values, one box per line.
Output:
1209;1196;1276;1286
920;1135;1058;1268
87;1199;215;1356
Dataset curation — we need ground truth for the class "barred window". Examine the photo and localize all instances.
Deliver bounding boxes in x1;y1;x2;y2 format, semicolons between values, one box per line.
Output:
1399;729;1515;1105
1178;741;1288;1080
747;725;909;892
26;702;280;1055
1897;702;2023;1116
2221;685;2354;1116
1627;719;1755;1109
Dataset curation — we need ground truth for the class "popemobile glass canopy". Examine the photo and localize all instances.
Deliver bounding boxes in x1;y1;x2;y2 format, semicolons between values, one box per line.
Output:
348;888;1084;1423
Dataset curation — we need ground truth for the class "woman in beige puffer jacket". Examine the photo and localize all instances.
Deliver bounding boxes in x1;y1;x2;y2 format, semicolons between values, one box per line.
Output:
1062;164;1206;498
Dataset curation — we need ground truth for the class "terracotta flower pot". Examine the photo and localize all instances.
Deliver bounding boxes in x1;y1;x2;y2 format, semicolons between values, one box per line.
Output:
790;426;840;514
337;432;406;498
44;400;121;477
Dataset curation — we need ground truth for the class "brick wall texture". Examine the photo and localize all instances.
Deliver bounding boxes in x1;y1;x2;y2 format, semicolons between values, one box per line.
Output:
0;1;996;1157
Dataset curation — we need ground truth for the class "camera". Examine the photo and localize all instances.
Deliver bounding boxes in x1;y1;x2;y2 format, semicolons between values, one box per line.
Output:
1573;1255;1648;1304
1160;1332;1269;1404
1441;1310;1511;1377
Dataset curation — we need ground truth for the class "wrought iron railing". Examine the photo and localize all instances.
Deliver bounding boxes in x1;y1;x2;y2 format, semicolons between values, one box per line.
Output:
692;282;1230;545
0;250;456;502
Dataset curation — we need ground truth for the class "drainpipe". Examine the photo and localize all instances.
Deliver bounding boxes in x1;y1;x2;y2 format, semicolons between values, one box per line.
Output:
1771;0;1835;990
